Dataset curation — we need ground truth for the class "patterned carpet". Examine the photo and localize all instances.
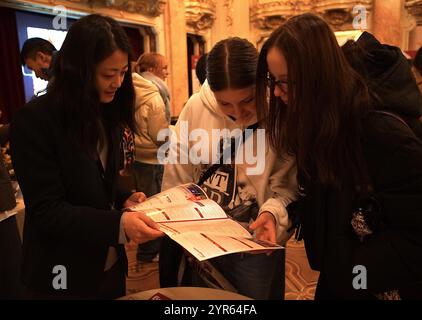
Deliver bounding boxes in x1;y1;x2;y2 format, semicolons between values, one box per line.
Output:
125;243;160;294
125;238;319;300
284;239;319;300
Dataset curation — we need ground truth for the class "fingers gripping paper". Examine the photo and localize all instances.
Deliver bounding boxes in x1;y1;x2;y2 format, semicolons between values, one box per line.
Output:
129;183;283;261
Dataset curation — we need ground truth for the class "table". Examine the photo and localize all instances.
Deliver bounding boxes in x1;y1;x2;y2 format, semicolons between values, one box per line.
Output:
119;287;253;300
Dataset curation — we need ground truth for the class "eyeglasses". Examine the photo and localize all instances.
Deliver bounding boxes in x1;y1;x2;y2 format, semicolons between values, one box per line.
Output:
266;76;288;94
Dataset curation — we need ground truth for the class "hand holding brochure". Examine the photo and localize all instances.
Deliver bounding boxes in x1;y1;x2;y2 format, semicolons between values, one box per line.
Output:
129;183;283;261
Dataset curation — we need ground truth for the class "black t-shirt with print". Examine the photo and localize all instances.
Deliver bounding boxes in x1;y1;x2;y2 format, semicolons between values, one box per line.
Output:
199;131;259;224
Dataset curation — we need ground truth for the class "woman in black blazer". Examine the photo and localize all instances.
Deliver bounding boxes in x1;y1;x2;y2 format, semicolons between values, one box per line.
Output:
10;14;164;299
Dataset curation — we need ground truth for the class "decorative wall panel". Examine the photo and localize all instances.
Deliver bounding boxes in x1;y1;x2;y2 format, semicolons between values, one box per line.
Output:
185;0;216;31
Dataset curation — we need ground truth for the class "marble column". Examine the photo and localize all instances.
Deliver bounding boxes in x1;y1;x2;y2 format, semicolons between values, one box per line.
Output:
164;0;189;117
372;0;404;47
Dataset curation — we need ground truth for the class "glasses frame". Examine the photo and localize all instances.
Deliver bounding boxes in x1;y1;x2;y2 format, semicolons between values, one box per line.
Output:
266;76;288;94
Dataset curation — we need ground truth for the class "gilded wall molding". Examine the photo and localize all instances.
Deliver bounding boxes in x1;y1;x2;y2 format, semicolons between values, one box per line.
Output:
406;0;422;25
224;0;234;27
184;0;216;31
314;0;372;12
251;0;372;31
315;0;372;30
251;0;314;31
91;0;166;16
0;0;166;18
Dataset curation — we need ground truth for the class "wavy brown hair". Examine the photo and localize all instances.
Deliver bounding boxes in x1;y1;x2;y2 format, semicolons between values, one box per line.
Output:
256;13;371;187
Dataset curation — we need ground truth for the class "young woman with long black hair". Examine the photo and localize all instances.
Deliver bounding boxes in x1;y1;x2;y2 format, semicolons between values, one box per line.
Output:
10;14;163;299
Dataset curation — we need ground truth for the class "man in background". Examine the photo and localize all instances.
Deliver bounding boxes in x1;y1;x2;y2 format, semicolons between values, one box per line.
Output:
133;53;171;263
135;53;171;124
0;123;24;299
20;37;56;81
195;53;208;86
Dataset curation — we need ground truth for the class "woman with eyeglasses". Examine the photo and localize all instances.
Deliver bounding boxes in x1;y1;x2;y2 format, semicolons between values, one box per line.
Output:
160;37;297;299
256;13;422;299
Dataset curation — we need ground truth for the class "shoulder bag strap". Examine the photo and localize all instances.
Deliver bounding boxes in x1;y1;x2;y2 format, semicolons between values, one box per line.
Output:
196;122;259;186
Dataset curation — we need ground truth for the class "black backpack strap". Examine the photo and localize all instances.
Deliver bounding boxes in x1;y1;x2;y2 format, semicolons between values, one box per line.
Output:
196;122;259;186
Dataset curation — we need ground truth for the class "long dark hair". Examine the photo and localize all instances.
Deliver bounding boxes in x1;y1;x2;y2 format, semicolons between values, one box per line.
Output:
48;14;136;158
256;13;371;187
207;37;258;91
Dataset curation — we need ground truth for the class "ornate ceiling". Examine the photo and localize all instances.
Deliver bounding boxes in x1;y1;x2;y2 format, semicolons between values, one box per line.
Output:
251;0;373;31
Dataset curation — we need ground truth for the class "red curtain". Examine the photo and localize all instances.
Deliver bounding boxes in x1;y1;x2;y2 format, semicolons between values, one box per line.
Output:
0;6;25;124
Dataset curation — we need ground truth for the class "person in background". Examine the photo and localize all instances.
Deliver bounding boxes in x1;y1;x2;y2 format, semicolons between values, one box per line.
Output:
10;14;164;299
131;55;170;263
412;46;422;123
413;46;422;93
161;37;297;299
0;122;25;299
135;52;171;124
133;52;171;263
20;37;57;81
195;53;208;86
256;13;422;299
342;32;422;139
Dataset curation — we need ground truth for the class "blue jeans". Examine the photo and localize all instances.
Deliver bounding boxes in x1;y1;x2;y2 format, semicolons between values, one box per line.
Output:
133;162;163;262
132;161;163;197
209;251;285;300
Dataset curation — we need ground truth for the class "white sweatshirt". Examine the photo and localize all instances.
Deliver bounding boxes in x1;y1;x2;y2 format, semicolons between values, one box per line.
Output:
162;81;297;244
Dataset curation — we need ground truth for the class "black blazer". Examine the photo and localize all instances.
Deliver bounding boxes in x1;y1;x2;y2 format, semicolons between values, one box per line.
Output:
300;112;422;299
10;94;129;295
